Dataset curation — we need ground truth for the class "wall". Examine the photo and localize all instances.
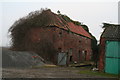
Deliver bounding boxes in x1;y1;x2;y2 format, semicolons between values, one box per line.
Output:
25;27;92;64
98;37;106;71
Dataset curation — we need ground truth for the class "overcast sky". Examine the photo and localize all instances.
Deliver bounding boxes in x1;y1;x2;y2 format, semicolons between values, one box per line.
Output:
0;0;119;47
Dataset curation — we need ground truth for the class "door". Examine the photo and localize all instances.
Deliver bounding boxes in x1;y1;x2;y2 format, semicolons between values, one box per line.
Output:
58;52;67;65
105;41;120;74
82;50;87;61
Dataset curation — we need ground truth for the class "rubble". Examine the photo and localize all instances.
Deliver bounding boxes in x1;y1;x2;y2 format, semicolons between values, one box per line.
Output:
2;48;45;68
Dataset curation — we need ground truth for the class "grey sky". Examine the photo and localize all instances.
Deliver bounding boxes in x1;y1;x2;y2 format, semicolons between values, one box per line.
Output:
0;1;119;46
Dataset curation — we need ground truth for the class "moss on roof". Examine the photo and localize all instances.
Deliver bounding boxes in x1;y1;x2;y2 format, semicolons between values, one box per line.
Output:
59;14;81;25
102;23;120;28
59;14;90;33
102;23;120;40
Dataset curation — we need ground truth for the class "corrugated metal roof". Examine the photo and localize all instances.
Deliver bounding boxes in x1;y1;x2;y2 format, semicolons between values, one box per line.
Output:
101;25;120;40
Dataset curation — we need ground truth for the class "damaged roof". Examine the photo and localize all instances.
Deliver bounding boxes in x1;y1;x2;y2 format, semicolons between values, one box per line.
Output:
101;23;120;40
67;22;92;38
9;9;92;39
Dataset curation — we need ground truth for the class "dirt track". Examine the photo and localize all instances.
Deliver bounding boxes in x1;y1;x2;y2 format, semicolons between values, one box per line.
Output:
2;67;116;78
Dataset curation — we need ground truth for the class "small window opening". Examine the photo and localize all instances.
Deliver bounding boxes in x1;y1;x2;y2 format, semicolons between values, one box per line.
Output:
58;48;62;52
59;31;62;37
79;40;81;43
70;56;73;62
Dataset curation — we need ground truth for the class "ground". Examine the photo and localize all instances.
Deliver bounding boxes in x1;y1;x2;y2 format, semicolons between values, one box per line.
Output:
1;48;119;79
2;66;118;78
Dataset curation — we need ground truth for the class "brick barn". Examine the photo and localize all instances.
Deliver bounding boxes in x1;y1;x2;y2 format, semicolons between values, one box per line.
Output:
9;9;93;65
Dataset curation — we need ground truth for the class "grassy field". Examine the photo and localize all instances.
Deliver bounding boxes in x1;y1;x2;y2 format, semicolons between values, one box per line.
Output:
78;68;119;78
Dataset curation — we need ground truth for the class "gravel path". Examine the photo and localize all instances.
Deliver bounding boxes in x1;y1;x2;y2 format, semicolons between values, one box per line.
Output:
2;67;116;78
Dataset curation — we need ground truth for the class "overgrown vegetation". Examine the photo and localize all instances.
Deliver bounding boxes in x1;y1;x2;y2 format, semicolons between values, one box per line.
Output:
59;14;81;25
9;9;67;50
90;33;99;66
58;11;98;63
9;9;67;63
9;8;98;64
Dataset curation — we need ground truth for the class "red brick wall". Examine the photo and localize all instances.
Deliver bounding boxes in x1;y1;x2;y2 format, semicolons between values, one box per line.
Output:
25;27;92;64
98;37;106;71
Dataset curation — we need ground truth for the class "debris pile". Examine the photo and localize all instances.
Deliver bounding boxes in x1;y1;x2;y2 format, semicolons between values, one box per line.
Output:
2;48;45;68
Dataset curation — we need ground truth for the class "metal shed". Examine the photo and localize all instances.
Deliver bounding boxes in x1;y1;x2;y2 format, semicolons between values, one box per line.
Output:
99;23;120;74
105;41;120;74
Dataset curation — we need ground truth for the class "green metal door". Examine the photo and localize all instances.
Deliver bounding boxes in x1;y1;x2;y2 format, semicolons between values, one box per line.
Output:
105;41;120;74
105;58;120;74
106;41;120;57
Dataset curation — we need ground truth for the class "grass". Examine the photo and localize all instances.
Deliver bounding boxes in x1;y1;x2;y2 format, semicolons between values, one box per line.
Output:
78;69;119;78
31;64;119;78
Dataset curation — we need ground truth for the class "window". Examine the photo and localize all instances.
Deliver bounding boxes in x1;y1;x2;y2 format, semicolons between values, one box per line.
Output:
78;50;81;61
53;27;56;31
69;48;72;56
69;56;73;62
67;30;72;34
79;38;82;42
58;48;62;52
59;30;62;37
85;40;87;44
82;50;87;61
79;40;81;43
